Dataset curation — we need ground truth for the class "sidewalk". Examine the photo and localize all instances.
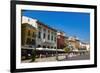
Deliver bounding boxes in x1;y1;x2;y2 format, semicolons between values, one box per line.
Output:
21;54;90;63
22;55;66;63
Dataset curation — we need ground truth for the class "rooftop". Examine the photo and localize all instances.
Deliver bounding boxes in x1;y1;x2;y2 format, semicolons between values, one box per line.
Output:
36;20;57;32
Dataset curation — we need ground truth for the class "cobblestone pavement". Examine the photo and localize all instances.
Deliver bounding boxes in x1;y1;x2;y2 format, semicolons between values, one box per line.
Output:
22;53;90;63
59;54;90;61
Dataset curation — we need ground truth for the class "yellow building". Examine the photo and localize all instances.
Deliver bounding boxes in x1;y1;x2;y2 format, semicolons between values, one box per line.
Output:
68;37;80;49
21;23;37;60
21;23;37;47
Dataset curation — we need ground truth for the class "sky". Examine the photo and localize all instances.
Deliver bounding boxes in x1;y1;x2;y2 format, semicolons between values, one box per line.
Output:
22;10;90;43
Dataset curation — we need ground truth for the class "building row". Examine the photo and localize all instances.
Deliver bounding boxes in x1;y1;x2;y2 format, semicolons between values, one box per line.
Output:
21;16;90;60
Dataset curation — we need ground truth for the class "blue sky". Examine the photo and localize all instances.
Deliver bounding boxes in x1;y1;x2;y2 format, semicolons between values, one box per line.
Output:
22;10;90;43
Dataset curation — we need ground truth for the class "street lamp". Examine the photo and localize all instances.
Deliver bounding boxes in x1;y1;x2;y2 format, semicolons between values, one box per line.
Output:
31;31;37;62
56;36;60;61
56;47;58;61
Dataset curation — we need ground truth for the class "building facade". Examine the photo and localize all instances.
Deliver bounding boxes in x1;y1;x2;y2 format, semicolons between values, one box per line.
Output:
79;42;90;51
21;16;89;60
67;36;80;50
57;31;66;49
21;16;59;59
21;16;37;60
21;23;37;47
36;21;57;49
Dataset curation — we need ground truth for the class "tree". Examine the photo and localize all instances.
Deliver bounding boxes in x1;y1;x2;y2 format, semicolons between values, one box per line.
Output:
64;47;70;53
31;49;36;62
63;46;70;59
63;42;70;53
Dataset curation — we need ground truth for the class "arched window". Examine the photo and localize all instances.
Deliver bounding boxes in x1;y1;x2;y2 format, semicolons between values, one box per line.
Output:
47;46;50;48
43;45;46;48
37;45;41;48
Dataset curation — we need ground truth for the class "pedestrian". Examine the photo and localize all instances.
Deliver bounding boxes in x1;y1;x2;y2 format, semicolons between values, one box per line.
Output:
66;53;68;59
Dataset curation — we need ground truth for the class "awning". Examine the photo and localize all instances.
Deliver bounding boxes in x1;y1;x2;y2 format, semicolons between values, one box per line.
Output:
21;47;64;52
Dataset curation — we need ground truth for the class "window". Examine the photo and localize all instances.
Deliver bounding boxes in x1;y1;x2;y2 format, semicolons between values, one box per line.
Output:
26;38;31;45
51;32;53;41
47;46;50;48
28;30;31;36
51;35;53;41
51;46;53;48
43;33;46;39
48;34;50;40
54;33;56;42
38;26;41;31
48;30;50;40
31;39;35;45
54;37;56;42
43;28;46;32
38;31;41;39
43;45;46;48
37;45;41;48
32;32;35;37
43;28;46;39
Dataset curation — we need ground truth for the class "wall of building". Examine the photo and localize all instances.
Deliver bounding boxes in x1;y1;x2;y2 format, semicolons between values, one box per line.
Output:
21;23;37;47
67;37;80;49
22;16;37;28
80;42;90;51
22;16;57;49
36;22;57;49
57;35;65;49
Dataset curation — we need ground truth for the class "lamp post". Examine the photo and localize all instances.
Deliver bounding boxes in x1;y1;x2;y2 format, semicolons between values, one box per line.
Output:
56;46;58;61
56;36;60;61
31;31;37;62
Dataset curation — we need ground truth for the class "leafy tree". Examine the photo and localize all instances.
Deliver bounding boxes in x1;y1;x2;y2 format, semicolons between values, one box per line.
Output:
63;41;70;53
31;49;36;62
64;47;70;53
